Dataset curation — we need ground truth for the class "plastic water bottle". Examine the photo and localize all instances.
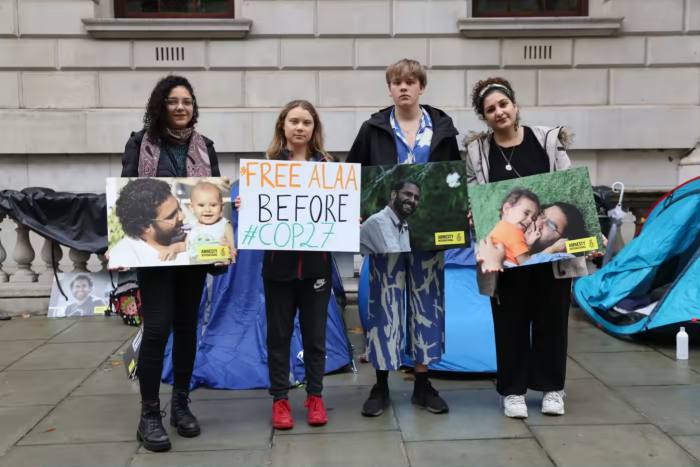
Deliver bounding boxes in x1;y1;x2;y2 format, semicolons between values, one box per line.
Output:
676;327;689;360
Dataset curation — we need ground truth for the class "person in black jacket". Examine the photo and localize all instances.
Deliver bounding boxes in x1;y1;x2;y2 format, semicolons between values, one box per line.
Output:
237;100;333;430
121;75;221;452
346;59;460;417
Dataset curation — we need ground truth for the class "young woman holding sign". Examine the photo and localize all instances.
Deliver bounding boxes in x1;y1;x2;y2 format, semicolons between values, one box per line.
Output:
238;100;333;429
465;77;587;419
120;75;222;452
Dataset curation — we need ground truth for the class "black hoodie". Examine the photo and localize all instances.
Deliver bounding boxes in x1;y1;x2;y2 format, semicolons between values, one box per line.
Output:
346;105;461;167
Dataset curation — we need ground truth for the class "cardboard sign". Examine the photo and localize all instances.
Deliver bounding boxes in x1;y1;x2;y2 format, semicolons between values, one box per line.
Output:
469;167;604;269
237;159;361;252
106;177;234;268
360;161;470;254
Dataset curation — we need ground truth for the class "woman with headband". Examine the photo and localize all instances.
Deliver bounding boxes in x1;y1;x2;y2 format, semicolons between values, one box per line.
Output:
465;77;587;419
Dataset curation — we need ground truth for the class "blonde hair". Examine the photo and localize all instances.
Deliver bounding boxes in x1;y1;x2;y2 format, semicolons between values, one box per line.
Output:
385;58;427;88
265;100;332;161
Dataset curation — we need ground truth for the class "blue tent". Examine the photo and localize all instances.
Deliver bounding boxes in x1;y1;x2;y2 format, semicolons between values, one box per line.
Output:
574;177;700;335
162;183;352;390
358;247;496;372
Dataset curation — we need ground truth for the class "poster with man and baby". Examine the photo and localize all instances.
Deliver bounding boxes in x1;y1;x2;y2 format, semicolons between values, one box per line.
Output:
469;167;604;269
106;177;235;269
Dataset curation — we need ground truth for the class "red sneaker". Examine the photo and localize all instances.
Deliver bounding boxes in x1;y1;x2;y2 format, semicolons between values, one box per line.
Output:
304;395;328;426
272;399;294;430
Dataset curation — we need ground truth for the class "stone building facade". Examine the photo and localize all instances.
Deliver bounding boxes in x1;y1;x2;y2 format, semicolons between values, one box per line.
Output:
0;0;699;309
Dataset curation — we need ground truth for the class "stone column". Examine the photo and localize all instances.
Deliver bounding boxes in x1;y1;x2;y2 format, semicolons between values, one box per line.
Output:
10;223;37;283
69;248;91;273
39;238;63;282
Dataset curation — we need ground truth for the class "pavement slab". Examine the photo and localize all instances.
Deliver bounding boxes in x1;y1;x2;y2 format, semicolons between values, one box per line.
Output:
393;388;532;442
673;436;700;463
271;431;409;467
50;319;137;343
532;424;699;467
568;326;652;353
0;406;53;456
0;442;136;467
525;378;645;426
278;384;398;435
6;341;124;371
405;438;554;467
130;449;269;467
0;339;44;370
566;357;592;379
617;385;700;435
20;394;140;445
572;351;700;386
138;397;273;452
0;318;75;341
0;368;92;406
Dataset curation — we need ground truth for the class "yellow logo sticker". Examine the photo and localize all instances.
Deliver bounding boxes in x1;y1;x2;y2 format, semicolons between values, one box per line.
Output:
434;231;467;246
565;236;599;254
196;245;230;261
93;305;108;315
128;359;136;375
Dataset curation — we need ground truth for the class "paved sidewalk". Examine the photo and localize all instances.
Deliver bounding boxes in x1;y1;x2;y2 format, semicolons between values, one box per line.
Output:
0;308;699;467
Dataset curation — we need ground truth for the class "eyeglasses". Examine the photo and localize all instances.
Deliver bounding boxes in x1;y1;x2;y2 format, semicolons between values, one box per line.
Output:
151;205;182;224
165;98;194;108
542;218;561;235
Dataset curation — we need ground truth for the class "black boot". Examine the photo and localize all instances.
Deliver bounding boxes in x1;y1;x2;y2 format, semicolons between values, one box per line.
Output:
136;400;171;452
170;388;201;437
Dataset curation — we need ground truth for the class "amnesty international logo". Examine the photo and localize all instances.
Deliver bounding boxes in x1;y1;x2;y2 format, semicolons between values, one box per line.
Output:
434;231;466;246
196;245;231;261
565;236;599;254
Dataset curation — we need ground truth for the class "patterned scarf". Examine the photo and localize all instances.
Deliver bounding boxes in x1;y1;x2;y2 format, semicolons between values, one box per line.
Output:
137;129;211;177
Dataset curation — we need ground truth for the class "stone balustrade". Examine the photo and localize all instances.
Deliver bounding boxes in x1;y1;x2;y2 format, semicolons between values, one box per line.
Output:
0;213;106;316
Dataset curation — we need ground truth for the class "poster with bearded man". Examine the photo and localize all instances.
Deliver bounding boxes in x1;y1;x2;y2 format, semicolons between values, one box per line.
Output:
360;161;470;254
106;177;235;268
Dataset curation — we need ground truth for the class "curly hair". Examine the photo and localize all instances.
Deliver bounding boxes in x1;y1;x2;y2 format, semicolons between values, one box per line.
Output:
266;100;332;161
115;178;173;238
471;77;516;118
143;75;199;142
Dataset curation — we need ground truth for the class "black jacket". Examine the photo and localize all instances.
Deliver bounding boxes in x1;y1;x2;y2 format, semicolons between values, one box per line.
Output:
121;130;221;177
346;105;461;166
262;149;332;281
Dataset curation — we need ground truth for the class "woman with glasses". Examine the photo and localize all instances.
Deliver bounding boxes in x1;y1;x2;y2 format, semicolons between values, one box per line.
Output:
465;77;586;419
121;75;221;452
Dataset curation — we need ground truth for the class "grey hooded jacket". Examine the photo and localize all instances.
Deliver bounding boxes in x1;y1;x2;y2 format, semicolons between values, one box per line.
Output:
466;125;589;297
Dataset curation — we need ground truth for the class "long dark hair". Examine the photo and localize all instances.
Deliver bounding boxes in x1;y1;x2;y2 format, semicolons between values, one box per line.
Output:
143;75;199;141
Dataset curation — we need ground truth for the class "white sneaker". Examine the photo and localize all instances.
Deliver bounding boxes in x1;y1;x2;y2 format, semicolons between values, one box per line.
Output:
503;395;528;418
541;391;565;415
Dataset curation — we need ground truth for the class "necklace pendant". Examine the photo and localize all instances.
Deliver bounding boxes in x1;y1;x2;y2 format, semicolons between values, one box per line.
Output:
505;164;512;171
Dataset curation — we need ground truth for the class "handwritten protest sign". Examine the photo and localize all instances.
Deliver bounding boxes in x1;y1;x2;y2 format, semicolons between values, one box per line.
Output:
237;159;361;252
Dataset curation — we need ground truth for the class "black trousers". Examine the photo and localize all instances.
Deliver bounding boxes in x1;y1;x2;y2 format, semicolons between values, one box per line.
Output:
264;277;331;399
136;266;207;402
490;263;571;396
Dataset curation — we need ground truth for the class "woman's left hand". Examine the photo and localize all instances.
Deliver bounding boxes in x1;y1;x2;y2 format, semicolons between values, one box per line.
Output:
476;237;505;273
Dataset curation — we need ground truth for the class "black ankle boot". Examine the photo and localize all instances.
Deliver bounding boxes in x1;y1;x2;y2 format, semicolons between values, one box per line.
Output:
137;400;171;452
170;388;201;437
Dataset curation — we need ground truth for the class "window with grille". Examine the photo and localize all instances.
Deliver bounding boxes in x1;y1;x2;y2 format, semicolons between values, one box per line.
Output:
473;0;587;17
115;0;235;18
